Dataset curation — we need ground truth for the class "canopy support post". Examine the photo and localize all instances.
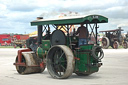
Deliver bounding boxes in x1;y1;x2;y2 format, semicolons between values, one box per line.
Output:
95;23;99;45
95;23;98;44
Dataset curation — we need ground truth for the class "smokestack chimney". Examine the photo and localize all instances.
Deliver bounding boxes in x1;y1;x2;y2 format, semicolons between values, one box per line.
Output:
37;17;43;46
37;17;43;20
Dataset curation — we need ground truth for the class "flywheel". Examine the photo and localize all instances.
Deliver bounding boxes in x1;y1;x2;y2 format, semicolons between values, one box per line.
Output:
50;30;66;46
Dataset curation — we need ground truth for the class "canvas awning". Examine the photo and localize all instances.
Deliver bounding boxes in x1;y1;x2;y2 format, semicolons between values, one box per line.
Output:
31;14;108;26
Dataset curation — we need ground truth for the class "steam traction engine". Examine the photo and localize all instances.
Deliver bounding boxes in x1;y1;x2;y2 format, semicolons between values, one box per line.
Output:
100;28;128;49
14;15;108;79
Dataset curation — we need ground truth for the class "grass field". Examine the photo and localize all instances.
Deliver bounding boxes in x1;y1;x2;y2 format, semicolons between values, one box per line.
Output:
0;46;21;48
0;46;14;48
108;46;123;49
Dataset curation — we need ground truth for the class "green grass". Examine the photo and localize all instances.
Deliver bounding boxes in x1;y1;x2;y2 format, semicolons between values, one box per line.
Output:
0;46;14;48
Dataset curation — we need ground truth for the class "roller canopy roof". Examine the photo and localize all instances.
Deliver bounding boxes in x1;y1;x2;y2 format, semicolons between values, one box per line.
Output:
31;14;108;26
100;29;123;32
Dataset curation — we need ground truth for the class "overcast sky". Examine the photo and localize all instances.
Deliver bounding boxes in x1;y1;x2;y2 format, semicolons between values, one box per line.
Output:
0;0;128;34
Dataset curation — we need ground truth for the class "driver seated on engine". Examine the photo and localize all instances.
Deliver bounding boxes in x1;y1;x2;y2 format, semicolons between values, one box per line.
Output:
75;23;89;47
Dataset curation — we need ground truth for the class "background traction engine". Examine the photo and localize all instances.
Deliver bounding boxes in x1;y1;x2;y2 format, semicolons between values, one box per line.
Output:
100;28;128;49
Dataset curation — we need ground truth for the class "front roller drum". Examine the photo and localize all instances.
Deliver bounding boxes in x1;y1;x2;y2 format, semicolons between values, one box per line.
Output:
47;45;75;79
15;51;45;74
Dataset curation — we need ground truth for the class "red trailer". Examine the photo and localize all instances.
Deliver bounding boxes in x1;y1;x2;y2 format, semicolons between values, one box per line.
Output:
0;34;11;46
0;34;29;47
12;35;29;40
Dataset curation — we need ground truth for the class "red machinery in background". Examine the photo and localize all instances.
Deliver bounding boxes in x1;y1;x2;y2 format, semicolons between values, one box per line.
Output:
0;34;29;48
11;35;29;48
0;34;11;46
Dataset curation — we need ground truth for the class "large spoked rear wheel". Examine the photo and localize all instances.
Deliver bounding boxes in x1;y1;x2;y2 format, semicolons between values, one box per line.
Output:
101;37;110;49
47;45;75;79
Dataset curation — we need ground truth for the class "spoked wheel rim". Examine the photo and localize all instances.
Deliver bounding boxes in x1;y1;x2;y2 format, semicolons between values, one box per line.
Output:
123;41;128;49
101;37;109;49
15;56;26;74
47;45;75;79
52;49;67;77
113;41;119;49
